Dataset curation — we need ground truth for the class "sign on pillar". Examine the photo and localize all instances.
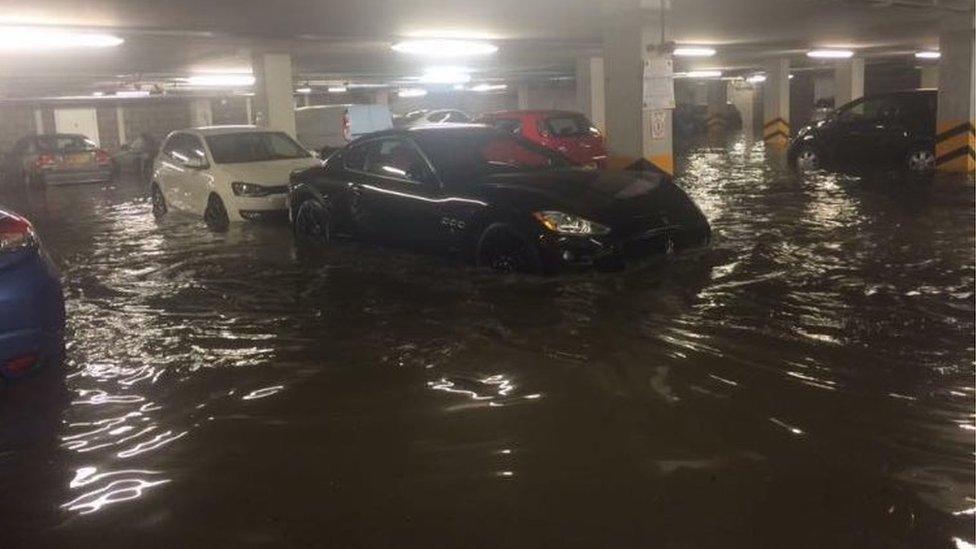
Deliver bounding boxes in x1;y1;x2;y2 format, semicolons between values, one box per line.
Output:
642;54;675;175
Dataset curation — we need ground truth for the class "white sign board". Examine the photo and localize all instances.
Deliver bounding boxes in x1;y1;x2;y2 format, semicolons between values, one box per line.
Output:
642;56;675;110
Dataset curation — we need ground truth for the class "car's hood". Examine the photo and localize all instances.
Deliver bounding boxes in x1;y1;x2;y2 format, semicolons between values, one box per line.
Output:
479;168;708;237
217;158;321;185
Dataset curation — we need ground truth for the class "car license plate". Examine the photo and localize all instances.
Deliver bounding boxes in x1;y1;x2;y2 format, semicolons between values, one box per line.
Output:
66;153;91;166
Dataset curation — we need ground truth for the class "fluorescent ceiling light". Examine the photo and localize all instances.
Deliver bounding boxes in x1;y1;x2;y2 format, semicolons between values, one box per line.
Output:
116;90;150;98
295;86;313;94
681;70;722;78
673;46;716;57
392;39;497;58
91;91;105;97
186;74;255;87
398;88;428;98
0;26;123;51
469;83;508;92
807;49;854;59
419;66;472;84
327;86;348;93
915;51;941;59
746;74;766;83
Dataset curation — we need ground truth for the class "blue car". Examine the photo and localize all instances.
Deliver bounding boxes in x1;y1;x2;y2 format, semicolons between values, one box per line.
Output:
0;208;64;379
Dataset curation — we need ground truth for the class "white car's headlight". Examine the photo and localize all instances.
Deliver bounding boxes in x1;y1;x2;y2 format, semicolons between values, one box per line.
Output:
232;182;272;197
533;211;610;236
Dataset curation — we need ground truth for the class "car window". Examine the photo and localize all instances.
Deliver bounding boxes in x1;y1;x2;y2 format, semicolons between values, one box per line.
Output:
427;112;448;124
444;111;470;123
205;132;309;164
164;134;207;166
36;135;96;152
344;142;369;171
540;115;594;137
364;138;432;183
491;119;523;135
839;96;899;121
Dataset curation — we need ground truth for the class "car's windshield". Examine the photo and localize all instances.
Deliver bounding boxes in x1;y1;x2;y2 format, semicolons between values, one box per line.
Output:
415;130;568;178
541;114;595;137
205;132;310;164
36;135;96;152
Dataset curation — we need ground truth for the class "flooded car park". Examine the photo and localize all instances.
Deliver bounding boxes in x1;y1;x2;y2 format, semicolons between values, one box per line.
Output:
0;138;971;547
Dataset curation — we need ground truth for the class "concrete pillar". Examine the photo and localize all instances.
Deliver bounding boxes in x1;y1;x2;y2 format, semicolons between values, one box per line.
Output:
189;98;213;127
32;108;44;134
603;0;674;175
116;106;126;145
762;58;791;148
576;56;606;132
729;80;757;139
706;80;728;135
813;74;835;107
245;97;254;125
252;53;297;137
935;16;975;173
517;83;530;110
834;58;865;108
920;66;940;89
374;89;390;106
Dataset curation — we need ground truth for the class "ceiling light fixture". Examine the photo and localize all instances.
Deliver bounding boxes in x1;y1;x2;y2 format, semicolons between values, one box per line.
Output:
392;39;498;58
807;49;854;59
295;86;313;94
186;74;255;87
327;86;348;93
673;46;716;57
469;83;508;92
680;70;723;79
0;25;124;51
746;74;766;83
398;88;428;98
914;51;941;59
419;66;472;85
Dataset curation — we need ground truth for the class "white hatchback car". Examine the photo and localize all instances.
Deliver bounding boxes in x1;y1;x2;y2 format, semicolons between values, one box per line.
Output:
151;126;321;230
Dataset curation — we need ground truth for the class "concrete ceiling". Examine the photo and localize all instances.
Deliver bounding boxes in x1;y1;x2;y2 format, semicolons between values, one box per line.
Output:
0;0;968;97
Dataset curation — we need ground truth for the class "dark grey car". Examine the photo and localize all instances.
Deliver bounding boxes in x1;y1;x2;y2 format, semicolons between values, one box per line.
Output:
1;134;114;187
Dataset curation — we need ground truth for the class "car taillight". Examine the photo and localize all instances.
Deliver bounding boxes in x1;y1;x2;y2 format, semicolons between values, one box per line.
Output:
342;112;351;142
35;154;57;168
0;214;36;255
95;149;111;165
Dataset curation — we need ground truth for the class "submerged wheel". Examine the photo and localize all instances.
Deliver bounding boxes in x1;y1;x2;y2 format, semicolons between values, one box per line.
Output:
151;183;167;220
204;193;229;232
476;223;543;275
795;147;820;172
293;199;331;245
906;146;935;173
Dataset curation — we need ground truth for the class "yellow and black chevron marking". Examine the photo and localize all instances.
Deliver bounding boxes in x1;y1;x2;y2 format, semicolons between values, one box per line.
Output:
606;155;674;176
935;121;975;173
763;118;790;146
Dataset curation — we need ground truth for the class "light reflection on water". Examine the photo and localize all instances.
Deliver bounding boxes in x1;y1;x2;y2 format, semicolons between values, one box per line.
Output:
0;139;972;547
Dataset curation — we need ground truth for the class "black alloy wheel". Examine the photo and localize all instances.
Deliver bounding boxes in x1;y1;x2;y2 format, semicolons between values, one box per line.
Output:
204;193;230;232
151;184;167;220
476;223;544;275
294;199;332;245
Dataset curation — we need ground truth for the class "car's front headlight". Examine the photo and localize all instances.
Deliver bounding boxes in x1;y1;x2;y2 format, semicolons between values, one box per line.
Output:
232;182;272;197
533;211;610;236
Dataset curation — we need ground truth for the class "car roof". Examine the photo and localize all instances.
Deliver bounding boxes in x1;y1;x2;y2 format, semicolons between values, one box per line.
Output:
349;124;495;142
182;125;278;137
484;109;585;118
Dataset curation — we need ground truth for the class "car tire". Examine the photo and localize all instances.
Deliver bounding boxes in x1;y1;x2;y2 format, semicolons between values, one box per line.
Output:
151;183;168;220
795;146;820;172
906;145;936;173
204;193;230;232
476;222;544;275
293;199;331;246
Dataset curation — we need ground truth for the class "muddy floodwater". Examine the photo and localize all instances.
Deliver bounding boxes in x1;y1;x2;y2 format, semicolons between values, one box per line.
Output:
0;139;973;548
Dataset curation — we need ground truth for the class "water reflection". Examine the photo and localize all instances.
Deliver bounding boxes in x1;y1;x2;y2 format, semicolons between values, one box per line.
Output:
0;138;971;547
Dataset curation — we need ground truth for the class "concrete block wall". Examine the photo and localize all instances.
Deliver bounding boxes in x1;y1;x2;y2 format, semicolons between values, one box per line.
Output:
123;100;192;145
96;108;120;150
212;97;250;125
390;90;518;117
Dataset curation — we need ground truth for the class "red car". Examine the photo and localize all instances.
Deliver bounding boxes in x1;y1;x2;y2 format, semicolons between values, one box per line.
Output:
478;110;608;169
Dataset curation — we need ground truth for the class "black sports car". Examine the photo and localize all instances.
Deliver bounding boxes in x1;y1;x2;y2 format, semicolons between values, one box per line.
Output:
288;125;710;274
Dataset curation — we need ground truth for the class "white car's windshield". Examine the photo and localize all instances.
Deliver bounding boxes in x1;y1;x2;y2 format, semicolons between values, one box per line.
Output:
206;132;310;164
